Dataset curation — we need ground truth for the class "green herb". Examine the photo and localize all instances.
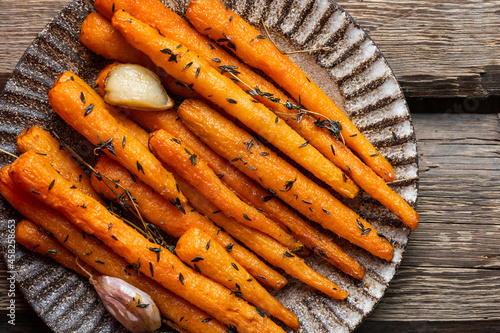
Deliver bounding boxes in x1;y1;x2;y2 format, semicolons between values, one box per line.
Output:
195;67;201;78
211;58;221;63
256;307;266;317
284;178;297;192
136;303;149;308
202;318;212;323
84;104;94;117
30;190;41;195
182;62;193;71
47;249;59;255
282;251;294;259
48;179;55;190
299;141;309;148
137;161;145;174
149;262;154;277
256;35;266;39
243;214;251;221
226;98;237;104
322;209;331;215
95;260;105;265
370;153;380;157
226;243;234;252
122;136;126;149
179;273;185;285
231;262;239;271
80;92;86;104
191;256;204;262
206;240;211;251
160;48;178;62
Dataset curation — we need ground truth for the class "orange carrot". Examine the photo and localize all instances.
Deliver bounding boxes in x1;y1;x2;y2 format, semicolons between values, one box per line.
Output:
128;108;368;278
16;126;103;203
0;167;227;333
175;175;348;300
186;0;395;182
15;219;89;277
48;73;186;204
178;100;394;261
8;151;285;333
176;228;300;330
91;155;287;289
149;129;304;252
80;12;198;99
111;10;358;198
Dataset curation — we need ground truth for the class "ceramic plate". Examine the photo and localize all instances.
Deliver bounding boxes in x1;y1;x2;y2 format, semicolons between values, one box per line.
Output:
0;0;418;332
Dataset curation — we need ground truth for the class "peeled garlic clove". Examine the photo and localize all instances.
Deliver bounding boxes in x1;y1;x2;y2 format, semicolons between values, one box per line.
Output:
91;276;161;333
104;64;173;111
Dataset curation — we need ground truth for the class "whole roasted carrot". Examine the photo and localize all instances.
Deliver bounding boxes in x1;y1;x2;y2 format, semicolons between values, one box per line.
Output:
111;10;358;198
149;129;304;252
187;0;395;182
91;155;287;289
0;167;228;333
8;151;285;333
16;126;103;203
48;73;186;205
15;219;89;277
178;100;394;261
175;175;348;300
177;228;300;330
80;13;198;99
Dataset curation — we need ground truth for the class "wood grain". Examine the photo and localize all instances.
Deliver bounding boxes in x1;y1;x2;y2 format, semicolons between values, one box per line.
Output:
1;0;500;98
336;0;500;98
1;113;499;331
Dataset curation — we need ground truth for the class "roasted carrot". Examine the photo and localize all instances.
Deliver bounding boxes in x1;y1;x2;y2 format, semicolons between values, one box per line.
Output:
178;100;368;276
15;219;89;277
186;0;395;182
8;151;285;333
111;10;358;198
16;126;103;203
178;100;394;261
80;13;198;99
91;155;287;289
128;109;367;279
174;174;348;300
177;228;300;330
149;129;304;252
55;70;151;148
1;167;228;333
48;74;186;204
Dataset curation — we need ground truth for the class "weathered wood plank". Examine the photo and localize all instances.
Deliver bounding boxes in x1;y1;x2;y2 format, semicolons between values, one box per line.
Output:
336;0;500;98
2;0;500;98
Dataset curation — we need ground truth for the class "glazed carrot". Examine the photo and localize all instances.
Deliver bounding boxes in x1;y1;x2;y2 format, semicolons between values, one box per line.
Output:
80;13;198;99
16;126;103;203
178;100;394;261
15;219;89;277
149;129;304;252
111;10;358;198
56;70;151;147
48;74;186;204
0;167;227;333
175;175;348;300
8;152;285;333
128;109;367;279
177;228;300;330
91;155;287;289
177;100;366;276
187;0;395;182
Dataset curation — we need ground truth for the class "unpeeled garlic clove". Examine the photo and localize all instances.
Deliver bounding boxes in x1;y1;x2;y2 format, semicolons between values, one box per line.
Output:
91;275;161;333
104;64;173;111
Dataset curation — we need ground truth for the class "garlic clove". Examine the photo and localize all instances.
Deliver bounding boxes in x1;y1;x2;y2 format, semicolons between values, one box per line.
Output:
104;64;173;111
91;276;161;333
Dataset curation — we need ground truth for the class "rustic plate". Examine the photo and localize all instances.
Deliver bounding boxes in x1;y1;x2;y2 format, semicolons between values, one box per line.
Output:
0;0;418;332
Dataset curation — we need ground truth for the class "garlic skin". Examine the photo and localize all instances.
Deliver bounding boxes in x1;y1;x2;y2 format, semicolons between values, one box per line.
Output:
104;64;173;111
91;276;161;333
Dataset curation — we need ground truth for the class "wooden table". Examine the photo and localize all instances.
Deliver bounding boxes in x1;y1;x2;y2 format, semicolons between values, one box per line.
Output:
1;1;499;332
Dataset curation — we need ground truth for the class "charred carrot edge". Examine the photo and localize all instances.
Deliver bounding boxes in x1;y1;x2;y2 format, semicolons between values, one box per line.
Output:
1;167;228;333
48;73;186;204
80;13;198;99
111;10;358;199
178;100;395;261
16;126;103;203
8;152;285;333
177;100;366;277
91;155;287;290
177;228;300;330
149;129;304;252
186;0;395;182
15;219;89;277
175;174;348;300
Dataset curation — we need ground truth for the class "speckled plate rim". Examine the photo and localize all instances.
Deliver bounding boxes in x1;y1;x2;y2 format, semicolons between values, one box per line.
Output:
0;0;418;332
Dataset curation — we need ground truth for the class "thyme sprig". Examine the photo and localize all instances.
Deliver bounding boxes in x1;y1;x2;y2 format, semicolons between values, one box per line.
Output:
224;72;345;143
52;133;167;248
